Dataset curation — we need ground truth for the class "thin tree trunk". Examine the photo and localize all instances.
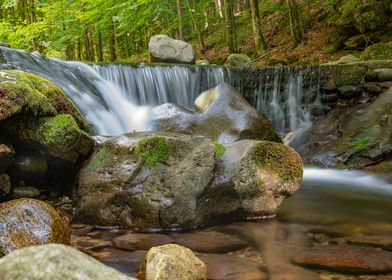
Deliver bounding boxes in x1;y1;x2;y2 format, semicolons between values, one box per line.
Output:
186;0;206;52
249;0;268;54
97;31;104;62
109;23;116;62
223;0;235;53
177;0;185;40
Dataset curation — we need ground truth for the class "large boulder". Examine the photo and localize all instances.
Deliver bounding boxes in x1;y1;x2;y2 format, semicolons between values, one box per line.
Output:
138;244;207;280
0;70;93;192
149;35;195;64
0;244;137;280
0;198;70;256
153;83;281;144
75;132;302;230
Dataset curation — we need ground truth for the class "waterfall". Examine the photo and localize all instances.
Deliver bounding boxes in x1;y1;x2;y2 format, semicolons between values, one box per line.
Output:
0;47;321;136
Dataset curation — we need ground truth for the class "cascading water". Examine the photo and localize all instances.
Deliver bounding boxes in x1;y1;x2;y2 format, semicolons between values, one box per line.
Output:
0;46;321;137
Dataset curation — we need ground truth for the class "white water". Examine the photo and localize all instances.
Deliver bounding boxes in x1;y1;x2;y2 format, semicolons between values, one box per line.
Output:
303;167;392;196
0;47;321;136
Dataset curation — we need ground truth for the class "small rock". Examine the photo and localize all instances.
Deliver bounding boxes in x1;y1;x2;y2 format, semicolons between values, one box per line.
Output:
0;198;70;255
12;186;40;198
225;53;251;67
198;253;266;280
321;93;339;103
366;69;392;82
364;82;383;95
331;236;392;251
292;245;392;274
113;233;174;251
337;55;361;64
71;224;94;236
138;244;207;280
0;173;11;196
338;85;362;99
196;60;209;65
171;231;248;253
8;149;48;184
0;244;136;280
0;142;15;173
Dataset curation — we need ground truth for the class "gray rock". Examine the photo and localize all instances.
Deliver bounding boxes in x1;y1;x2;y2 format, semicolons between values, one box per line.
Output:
0;173;11;196
0;42;10;48
196;59;209;65
12;186;40;198
321;93;339;103
0;244;136;280
149;35;195;64
75;132;302;231
363;82;383;95
225;53;251;67
153;83;281;144
337;55;361;64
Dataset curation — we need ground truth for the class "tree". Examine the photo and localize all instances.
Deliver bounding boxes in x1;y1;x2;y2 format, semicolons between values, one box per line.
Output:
249;0;268;54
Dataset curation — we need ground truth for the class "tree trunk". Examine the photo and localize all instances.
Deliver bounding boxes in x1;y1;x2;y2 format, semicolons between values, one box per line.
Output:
97;31;104;62
249;0;268;54
176;0;185;40
109;23;117;62
223;0;235;53
186;0;206;52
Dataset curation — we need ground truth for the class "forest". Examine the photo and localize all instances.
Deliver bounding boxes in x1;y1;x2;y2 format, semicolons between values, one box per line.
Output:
0;0;391;65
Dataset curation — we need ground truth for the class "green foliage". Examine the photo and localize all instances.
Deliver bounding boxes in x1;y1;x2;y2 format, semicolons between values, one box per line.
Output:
350;137;374;154
136;137;171;167
214;142;225;160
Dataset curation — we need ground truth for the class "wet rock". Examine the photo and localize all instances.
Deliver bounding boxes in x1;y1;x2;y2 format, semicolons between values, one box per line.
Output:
196;59;209;65
0;173;11;196
149;35;195;64
0;244;136;280
76;132;302;230
71;235;112;252
113;233;174;251
361;43;392;61
363;82;383;95
0;198;70;255
292;245;392;274
0;141;15;173
0;70;93;165
321;93;339;103
138;244;207;280
171;231;248;253
199;254;266;280
366;69;392;82
153;83;281;144
338;85;362;99
225;54;251;67
70;224;94;236
8;149;47;184
12;186;40;198
330;236;392;251
0;42;10;48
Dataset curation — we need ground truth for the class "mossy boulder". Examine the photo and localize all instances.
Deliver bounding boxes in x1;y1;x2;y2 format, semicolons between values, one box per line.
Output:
361;42;392;61
153;83;281;144
365;68;392;82
0;244;136;280
225;54;251;67
0;198;70;256
75;132;302;230
0;70;93;193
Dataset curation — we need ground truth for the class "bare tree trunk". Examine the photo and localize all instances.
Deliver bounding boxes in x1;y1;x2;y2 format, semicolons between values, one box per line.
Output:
97;31;104;62
177;0;185;40
249;0;268;54
223;0;235;53
109;23;117;62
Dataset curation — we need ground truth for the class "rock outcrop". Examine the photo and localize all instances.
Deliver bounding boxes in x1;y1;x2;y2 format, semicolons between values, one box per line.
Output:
153;83;281;144
149;35;195;64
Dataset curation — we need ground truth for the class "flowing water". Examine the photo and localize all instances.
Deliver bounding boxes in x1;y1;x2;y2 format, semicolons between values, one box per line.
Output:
0;46;320;136
1;47;391;278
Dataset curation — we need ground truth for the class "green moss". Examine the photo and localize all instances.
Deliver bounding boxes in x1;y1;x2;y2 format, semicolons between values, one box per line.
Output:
85;146;112;172
41;114;82;146
214;142;225;160
335;64;367;87
350;137;375;154
252;142;303;183
136;137;172;167
361;42;392;61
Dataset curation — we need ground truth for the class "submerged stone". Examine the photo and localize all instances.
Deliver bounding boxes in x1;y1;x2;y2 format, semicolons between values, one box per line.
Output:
12;186;40;198
0;198;70;255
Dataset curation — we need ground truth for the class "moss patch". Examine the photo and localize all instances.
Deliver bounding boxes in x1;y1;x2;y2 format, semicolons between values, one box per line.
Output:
361;42;392;61
85;146;113;172
41;114;82;146
214;142;225;160
252;142;303;183
136;137;172;167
